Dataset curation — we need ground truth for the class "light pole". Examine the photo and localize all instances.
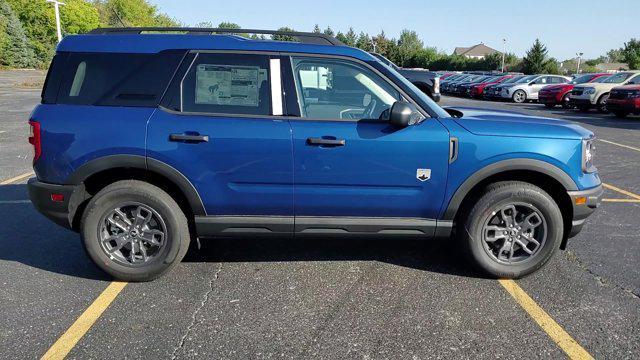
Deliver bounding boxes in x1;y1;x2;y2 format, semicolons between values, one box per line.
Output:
46;0;65;43
576;52;584;74
501;38;507;72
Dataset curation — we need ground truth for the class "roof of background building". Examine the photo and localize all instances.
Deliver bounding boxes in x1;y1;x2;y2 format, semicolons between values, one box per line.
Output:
595;62;630;71
453;43;500;57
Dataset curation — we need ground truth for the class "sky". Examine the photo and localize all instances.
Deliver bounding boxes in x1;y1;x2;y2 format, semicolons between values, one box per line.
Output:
151;0;640;61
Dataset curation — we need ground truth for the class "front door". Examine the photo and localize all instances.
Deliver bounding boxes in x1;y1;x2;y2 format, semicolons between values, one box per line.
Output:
286;56;450;225
147;52;294;228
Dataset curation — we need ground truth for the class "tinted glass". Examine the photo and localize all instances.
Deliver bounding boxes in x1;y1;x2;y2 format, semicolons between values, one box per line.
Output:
292;57;401;120
628;74;640;84
57;51;184;106
181;53;271;115
603;72;634;83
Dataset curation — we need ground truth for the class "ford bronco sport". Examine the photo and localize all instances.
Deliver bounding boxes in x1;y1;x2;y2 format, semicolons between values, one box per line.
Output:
28;27;603;281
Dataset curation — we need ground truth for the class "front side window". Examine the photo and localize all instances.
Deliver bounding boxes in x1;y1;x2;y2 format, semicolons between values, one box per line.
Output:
628;74;640;85
181;53;271;115
292;57;401;121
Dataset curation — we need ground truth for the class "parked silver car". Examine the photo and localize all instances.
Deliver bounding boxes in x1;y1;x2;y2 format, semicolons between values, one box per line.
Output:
500;75;571;103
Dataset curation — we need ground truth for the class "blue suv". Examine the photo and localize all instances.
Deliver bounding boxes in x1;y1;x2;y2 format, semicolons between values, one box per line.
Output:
28;28;602;281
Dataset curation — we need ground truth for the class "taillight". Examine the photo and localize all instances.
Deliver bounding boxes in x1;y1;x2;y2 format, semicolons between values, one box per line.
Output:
28;120;41;163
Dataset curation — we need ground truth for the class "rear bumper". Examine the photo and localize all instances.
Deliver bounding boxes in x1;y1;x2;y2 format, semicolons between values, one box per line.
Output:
567;184;603;238
28;178;86;231
431;93;441;102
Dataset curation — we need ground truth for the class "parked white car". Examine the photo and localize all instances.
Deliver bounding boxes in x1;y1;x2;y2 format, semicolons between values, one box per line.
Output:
570;71;640;112
500;75;571;103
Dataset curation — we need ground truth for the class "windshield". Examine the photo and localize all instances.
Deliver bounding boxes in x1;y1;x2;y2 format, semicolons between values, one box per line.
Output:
514;75;537;84
602;73;634;83
591;75;611;83
502;76;523;83
571;74;597;84
382;63;450;118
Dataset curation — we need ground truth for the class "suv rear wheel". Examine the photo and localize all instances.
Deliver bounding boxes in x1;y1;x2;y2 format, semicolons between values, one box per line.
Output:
459;181;563;278
81;180;190;281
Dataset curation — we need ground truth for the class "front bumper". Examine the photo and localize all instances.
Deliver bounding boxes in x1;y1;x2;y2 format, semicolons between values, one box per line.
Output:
567;184;603;238
607;99;640;113
538;92;563;104
28;178;87;231
570;96;595;107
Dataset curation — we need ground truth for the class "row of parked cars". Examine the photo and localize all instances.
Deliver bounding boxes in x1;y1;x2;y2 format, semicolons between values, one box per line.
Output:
439;70;640;118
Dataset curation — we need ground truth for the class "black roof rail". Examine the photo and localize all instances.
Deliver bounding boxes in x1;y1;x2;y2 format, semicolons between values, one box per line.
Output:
88;27;345;46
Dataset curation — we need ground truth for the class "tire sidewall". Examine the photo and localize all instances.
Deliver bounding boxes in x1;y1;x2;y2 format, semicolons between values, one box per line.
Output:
512;90;526;103
82;182;189;281
464;184;563;278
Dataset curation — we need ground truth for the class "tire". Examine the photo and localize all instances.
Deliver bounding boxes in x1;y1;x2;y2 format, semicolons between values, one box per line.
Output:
81;180;190;282
596;93;609;113
544;103;555;108
561;94;573;109
512;89;527;103
614;111;628;118
459;181;563;279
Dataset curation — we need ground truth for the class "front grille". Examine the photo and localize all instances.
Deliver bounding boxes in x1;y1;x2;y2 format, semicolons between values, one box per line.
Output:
609;91;628;100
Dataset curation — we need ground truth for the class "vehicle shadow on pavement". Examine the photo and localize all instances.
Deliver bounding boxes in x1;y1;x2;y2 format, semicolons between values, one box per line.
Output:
185;234;483;278
0;184;108;281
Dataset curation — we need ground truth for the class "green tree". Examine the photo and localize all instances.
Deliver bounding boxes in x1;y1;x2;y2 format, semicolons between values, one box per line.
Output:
544;58;560;74
355;31;372;52
522;39;549;74
397;29;423;66
322;26;334;36
61;0;100;34
621;38;640;70
93;0;178;27
312;24;320;33
0;0;36;67
272;26;296;42
606;48;624;62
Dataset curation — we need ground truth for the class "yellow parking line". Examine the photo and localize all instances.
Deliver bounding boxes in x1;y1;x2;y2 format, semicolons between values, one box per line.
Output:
41;281;127;360
602;198;640;203
602;183;640;200
0;171;34;185
499;279;593;360
598;139;640;153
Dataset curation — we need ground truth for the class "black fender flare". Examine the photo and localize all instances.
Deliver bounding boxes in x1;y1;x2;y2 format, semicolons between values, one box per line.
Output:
442;158;577;220
67;154;206;216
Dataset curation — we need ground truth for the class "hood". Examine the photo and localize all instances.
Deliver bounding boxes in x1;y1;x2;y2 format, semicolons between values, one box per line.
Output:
612;84;640;91
448;107;592;140
574;82;619;90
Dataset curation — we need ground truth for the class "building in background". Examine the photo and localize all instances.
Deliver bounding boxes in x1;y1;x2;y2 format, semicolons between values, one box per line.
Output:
453;43;500;59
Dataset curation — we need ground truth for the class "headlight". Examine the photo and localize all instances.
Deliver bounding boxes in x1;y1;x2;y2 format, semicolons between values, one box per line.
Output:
584;87;596;95
582;138;596;173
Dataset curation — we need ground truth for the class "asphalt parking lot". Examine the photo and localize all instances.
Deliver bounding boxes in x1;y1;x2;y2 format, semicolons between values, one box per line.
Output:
1;70;639;359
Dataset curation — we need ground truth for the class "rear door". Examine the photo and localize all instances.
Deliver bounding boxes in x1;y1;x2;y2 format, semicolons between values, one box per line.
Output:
147;52;294;231
285;56;450;229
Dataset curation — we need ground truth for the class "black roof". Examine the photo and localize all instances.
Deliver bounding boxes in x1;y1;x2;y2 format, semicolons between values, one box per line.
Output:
88;27;344;46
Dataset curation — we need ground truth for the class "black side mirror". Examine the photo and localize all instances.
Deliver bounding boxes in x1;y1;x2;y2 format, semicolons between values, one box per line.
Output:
389;101;417;128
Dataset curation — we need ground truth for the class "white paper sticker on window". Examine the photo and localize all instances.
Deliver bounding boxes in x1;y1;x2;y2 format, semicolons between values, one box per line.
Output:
195;64;266;107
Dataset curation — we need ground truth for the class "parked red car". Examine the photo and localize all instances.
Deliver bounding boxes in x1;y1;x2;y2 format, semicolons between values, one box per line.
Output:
607;82;640;118
538;73;609;109
469;75;515;98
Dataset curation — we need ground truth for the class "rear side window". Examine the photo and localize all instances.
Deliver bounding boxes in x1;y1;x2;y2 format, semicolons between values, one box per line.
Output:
55;51;185;107
179;53;271;115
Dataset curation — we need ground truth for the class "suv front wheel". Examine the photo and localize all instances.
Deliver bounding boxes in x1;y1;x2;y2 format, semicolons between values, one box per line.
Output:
512;90;527;103
81;180;191;281
460;181;563;278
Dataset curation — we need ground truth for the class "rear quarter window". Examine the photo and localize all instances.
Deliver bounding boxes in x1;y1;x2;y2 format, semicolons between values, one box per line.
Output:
53;51;185;107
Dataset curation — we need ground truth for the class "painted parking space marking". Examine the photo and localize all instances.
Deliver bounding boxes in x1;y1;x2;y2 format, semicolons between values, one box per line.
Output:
603;183;640;200
598;139;640;153
41;281;128;360
602;198;640;203
0;171;34;185
499;279;594;360
0;200;31;204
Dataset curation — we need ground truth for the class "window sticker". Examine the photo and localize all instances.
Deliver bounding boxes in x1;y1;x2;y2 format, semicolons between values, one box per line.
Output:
195;64;267;107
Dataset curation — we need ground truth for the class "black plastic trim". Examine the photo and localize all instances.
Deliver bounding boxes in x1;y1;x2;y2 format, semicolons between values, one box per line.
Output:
566;184;603;238
195;216;448;238
442;159;578;220
67;154;206;216
28;178;86;230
